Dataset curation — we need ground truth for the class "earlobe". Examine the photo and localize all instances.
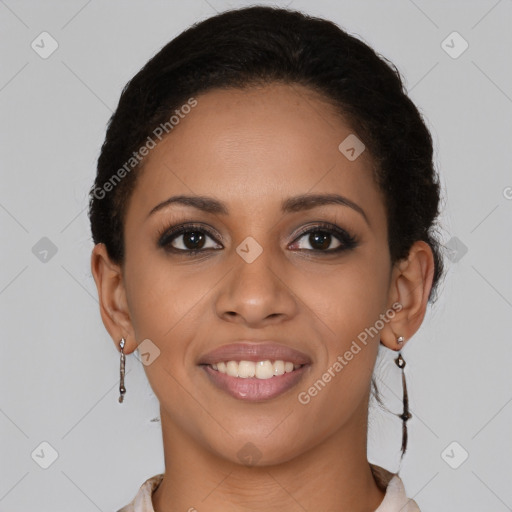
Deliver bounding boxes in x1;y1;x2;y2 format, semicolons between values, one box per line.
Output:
90;243;136;353
380;241;435;349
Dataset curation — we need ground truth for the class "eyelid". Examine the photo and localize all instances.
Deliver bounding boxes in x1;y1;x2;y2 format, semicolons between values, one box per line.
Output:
291;221;354;239
156;221;224;243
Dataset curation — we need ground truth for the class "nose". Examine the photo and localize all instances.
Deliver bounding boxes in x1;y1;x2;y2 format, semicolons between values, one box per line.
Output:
214;246;298;328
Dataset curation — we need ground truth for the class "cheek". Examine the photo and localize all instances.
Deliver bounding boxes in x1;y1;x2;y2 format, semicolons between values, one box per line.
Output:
298;255;390;340
123;258;208;412
124;252;212;339
295;255;388;406
123;255;225;393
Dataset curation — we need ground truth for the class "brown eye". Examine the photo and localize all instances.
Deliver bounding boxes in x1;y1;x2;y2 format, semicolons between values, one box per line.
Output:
175;231;207;251
297;231;341;251
158;224;223;254
289;223;358;254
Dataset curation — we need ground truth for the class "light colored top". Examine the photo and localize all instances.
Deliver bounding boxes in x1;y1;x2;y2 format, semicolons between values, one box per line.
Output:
117;464;420;512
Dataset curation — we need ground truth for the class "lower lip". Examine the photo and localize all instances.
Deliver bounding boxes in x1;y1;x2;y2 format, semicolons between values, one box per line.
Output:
201;364;310;402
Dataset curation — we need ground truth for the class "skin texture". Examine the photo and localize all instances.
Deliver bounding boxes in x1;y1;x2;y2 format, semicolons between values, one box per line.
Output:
91;83;434;512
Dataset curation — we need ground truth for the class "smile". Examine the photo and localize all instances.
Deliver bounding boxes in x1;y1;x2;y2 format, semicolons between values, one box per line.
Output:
198;341;312;401
201;361;309;402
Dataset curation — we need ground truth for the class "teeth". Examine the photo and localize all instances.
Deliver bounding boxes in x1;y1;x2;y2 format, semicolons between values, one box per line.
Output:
226;361;239;377
238;360;255;378
273;360;284;376
256;360;273;379
209;360;302;379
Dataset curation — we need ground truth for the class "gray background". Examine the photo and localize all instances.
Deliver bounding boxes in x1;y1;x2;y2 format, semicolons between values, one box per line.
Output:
1;0;511;510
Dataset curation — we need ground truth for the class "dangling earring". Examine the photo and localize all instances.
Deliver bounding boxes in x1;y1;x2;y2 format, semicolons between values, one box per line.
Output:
394;336;412;459
118;338;126;403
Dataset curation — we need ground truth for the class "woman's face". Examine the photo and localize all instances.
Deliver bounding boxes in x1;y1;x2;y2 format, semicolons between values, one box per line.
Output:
120;83;396;464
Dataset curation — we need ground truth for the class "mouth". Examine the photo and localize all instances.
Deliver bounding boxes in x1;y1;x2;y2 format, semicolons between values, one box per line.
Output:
198;342;312;402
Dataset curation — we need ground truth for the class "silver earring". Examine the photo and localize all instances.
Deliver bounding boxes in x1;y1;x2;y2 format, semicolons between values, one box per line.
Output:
394;335;412;459
119;338;126;403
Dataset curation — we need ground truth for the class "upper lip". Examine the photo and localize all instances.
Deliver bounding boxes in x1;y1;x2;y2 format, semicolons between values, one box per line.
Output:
198;341;312;365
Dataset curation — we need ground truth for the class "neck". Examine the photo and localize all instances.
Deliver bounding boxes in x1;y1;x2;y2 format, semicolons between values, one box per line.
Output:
152;404;386;512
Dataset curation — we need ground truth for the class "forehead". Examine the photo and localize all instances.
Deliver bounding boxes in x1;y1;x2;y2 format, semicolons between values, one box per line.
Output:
127;83;386;225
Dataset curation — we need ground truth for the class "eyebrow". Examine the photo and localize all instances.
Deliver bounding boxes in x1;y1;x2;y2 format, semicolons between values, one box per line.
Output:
147;193;369;225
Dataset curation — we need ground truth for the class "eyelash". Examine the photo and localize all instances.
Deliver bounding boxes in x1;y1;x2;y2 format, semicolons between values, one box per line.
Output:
157;222;358;256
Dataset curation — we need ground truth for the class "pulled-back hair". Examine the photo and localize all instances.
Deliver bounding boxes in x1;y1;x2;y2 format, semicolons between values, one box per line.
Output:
89;5;444;302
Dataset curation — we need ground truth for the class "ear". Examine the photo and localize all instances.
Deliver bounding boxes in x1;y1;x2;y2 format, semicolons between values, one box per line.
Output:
90;243;137;354
380;240;435;350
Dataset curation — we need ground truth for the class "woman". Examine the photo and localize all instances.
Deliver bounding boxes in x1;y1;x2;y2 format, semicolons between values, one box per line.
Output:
89;5;444;511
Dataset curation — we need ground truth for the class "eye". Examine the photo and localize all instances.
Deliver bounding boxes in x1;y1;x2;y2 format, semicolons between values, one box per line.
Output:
289;223;358;253
157;221;358;256
158;224;223;254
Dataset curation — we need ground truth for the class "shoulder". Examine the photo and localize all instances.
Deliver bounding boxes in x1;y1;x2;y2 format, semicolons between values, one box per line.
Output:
116;473;164;512
370;464;421;512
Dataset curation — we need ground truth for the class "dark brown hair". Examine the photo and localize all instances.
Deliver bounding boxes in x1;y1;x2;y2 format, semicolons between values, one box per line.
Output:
89;6;444;303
